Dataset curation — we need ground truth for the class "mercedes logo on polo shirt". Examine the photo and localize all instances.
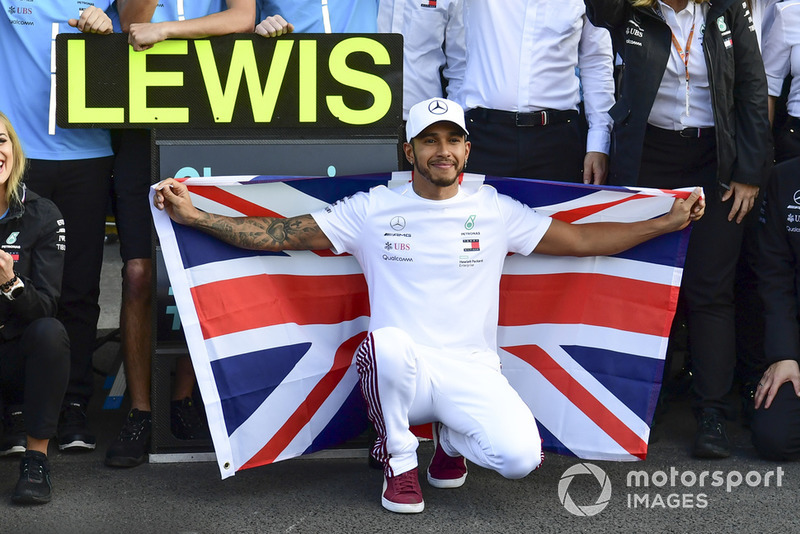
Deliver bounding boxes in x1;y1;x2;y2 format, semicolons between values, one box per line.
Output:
390;216;406;231
794;190;800;205
428;99;448;115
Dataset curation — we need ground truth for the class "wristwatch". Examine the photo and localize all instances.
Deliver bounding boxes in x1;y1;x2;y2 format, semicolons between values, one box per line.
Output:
1;274;24;301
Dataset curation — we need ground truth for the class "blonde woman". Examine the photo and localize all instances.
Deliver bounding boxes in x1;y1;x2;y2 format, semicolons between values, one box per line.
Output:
0;112;70;504
583;0;770;458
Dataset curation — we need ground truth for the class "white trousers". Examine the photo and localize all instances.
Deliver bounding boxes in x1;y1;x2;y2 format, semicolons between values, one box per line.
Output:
356;327;542;479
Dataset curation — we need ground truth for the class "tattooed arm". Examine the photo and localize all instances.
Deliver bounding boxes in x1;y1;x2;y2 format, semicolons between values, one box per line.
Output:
153;178;333;251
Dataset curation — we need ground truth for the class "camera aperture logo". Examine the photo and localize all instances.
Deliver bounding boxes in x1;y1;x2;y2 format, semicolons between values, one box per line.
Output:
558;464;785;515
558;463;612;517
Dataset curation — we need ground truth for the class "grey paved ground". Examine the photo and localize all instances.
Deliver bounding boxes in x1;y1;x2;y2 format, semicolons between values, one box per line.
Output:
0;241;796;533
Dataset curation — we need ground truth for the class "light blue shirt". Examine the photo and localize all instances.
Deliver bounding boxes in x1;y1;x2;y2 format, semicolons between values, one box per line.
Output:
257;0;378;33
108;0;228;30
0;0;114;160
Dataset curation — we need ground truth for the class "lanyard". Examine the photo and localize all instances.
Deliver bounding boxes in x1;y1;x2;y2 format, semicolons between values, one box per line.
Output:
657;2;698;117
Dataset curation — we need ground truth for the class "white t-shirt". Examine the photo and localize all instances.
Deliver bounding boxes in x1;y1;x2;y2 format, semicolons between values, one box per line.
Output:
311;182;552;354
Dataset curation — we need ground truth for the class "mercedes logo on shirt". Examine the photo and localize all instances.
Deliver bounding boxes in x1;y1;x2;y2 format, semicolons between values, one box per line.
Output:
793;190;800;205
428;99;448;115
390;216;406;231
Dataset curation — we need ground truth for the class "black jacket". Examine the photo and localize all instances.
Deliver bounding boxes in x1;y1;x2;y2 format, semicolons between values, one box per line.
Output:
758;157;800;364
584;0;770;188
0;185;65;340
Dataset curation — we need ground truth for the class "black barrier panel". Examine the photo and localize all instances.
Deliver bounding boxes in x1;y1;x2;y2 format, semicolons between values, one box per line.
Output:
55;33;403;131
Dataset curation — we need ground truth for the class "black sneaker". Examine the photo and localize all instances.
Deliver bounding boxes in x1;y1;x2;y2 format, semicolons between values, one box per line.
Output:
1;407;26;457
57;402;96;451
692;409;731;459
12;450;52;504
170;398;210;440
105;409;151;468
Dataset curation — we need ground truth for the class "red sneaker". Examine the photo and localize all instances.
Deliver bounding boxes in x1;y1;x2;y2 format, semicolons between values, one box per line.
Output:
382;467;424;513
427;423;468;489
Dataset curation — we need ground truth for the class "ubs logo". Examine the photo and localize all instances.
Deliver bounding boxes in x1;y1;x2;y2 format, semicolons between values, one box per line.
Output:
428;99;448;115
390;216;406;231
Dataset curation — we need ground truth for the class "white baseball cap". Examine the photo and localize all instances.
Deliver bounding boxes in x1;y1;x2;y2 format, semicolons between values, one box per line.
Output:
406;98;469;142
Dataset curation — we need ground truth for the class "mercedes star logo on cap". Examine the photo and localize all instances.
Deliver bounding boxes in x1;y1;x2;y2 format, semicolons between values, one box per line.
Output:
428;99;448;115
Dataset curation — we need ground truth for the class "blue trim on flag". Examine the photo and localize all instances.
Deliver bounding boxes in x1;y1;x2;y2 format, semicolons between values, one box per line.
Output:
563;345;665;424
486;176;600;207
211;343;311;436
304;385;369;454
612;227;691;267
285;176;387;205
538;422;576;457
173;222;288;270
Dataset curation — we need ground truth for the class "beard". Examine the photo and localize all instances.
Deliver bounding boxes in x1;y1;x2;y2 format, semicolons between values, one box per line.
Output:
411;146;464;188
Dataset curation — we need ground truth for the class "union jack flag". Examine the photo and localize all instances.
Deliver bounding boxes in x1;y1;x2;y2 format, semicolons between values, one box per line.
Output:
150;172;692;478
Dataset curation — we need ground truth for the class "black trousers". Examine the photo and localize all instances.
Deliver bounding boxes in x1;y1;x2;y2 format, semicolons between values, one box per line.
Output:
111;129;153;262
774;116;800;164
0;318;70;438
464;109;584;182
751;382;800;460
25;157;114;405
638;125;744;413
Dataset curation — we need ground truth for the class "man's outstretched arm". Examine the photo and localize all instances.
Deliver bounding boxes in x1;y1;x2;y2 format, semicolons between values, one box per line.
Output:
153;178;333;251
534;188;705;257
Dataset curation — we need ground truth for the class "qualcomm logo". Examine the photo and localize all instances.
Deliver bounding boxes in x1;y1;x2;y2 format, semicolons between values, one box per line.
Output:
558;463;612;516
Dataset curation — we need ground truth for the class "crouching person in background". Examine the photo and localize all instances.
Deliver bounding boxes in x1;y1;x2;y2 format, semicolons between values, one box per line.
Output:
0;111;70;504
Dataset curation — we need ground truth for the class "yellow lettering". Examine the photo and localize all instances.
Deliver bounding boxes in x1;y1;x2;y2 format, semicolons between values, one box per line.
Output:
326;38;392;126
299;41;317;123
129;41;188;123
67;40;124;123
196;40;293;123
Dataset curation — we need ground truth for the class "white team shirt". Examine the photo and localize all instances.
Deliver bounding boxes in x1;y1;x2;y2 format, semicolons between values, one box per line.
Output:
311;182;552;354
377;0;466;119
457;0;614;154
762;0;800;118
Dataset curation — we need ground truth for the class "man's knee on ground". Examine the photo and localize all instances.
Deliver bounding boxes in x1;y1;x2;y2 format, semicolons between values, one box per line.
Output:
494;437;542;479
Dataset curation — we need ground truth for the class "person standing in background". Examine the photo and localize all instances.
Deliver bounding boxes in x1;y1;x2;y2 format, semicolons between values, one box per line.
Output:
456;0;615;185
0;2;116;454
584;0;770;459
104;0;256;468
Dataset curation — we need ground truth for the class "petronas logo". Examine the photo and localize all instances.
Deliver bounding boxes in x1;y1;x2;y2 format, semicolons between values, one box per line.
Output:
465;215;476;230
6;232;19;245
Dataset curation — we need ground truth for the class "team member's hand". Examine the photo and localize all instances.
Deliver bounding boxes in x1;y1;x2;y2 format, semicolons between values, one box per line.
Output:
0;250;16;286
754;360;800;410
68;6;113;34
154;178;201;226
722;181;759;224
664;187;705;231
255;15;294;38
128;22;168;51
582;152;608;185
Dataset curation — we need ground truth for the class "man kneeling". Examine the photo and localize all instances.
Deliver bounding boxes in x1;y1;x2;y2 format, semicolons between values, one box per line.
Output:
154;98;704;513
